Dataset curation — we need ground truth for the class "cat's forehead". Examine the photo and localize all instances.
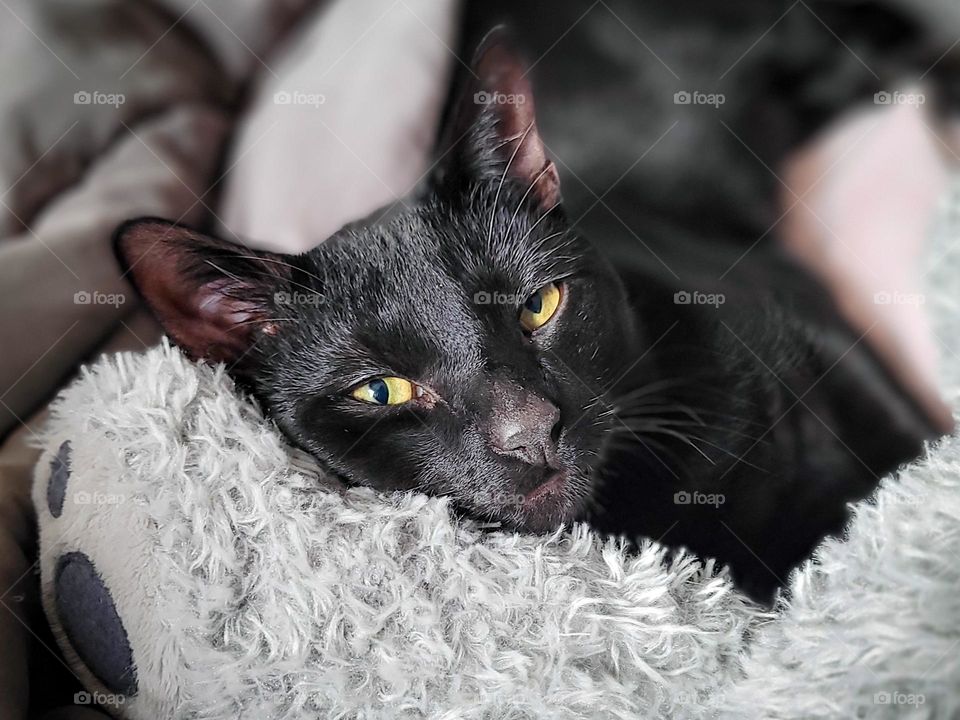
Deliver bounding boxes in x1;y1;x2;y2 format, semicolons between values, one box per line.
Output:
299;212;486;369
291;196;578;378
312;211;456;303
312;196;570;302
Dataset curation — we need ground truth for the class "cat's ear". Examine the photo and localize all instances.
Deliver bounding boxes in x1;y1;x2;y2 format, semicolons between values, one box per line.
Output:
437;27;561;209
114;219;290;365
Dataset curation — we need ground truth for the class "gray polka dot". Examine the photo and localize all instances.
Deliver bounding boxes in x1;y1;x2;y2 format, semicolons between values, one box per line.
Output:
55;552;138;698
47;441;71;518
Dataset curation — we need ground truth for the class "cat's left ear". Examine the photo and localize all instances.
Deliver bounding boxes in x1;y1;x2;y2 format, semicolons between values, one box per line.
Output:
437;27;561;209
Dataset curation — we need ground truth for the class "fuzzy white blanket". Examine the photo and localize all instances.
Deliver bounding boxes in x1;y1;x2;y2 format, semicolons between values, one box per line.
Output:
32;191;960;718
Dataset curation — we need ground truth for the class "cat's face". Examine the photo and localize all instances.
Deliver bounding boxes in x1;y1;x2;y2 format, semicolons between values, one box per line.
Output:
261;194;634;531
115;33;638;532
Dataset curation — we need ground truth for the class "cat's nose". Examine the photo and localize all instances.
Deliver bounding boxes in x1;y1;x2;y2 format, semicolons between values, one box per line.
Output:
488;384;562;467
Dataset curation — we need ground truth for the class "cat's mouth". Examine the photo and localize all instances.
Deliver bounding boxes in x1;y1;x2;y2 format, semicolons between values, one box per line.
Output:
506;465;589;534
522;469;567;505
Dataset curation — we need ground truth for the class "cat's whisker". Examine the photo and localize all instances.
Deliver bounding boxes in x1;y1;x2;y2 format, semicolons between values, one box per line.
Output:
535;232;575;251
621;369;766;411
204;260;243;284
617;415;751;444
617;401;768;430
612;377;696;398
681;434;768;472
504;162;555;239
603;434;687;473
228;255;328;287
582;392;615;415
622;417;766;444
233;317;296;328
487;121;537;246
534;236;578;263
528;229;566;248
608;422;716;465
610;402;706;426
611;378;770;433
609;416;770;473
204;261;323;298
516;201;560;244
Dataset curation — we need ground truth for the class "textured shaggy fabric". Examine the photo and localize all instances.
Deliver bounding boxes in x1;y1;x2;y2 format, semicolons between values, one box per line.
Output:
32;185;960;718
31;343;763;718
715;187;960;720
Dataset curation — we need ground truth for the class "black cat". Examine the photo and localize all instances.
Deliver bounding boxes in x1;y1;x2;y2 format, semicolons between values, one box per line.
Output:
115;2;953;601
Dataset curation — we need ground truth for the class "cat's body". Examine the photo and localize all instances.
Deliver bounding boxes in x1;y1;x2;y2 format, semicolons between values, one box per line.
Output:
116;1;954;601
451;0;954;596
459;0;960;255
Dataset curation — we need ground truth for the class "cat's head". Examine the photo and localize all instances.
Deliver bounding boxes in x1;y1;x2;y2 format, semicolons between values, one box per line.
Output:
115;32;637;532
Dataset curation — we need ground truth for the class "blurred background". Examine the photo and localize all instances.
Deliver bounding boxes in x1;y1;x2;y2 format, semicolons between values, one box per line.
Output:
0;0;463;444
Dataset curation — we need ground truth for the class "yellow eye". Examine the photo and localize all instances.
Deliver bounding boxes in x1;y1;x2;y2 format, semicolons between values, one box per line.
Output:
519;282;562;332
350;376;416;405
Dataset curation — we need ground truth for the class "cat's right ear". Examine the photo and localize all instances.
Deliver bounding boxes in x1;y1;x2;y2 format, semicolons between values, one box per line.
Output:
436;27;561;210
114;219;291;366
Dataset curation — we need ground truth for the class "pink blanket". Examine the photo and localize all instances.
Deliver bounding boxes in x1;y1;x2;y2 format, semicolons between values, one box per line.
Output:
0;0;460;438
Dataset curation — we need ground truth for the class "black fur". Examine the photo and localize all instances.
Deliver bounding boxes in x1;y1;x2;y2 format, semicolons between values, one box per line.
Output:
115;0;955;602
